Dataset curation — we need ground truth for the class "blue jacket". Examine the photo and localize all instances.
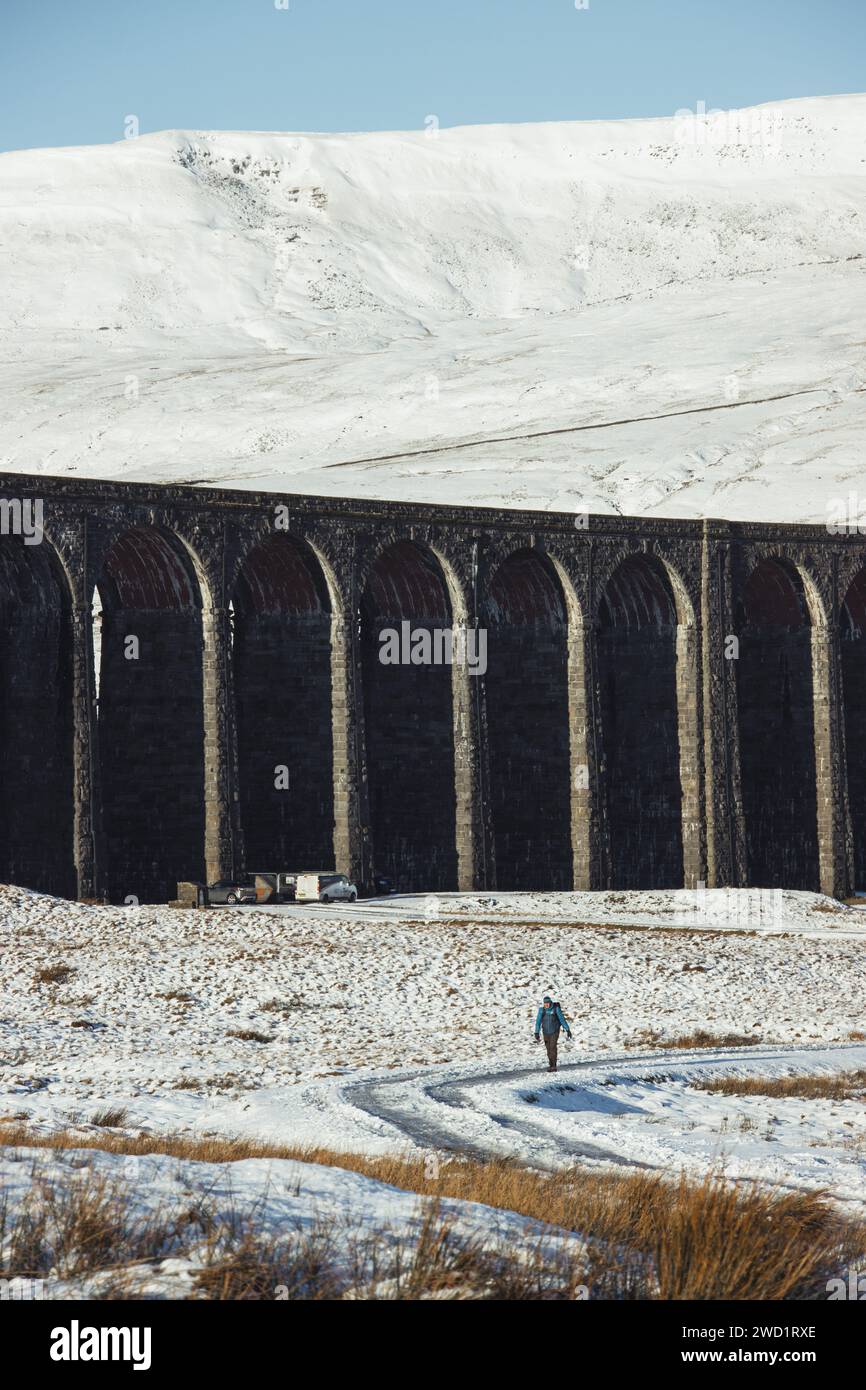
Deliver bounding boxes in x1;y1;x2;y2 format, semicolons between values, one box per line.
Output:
535;1002;571;1037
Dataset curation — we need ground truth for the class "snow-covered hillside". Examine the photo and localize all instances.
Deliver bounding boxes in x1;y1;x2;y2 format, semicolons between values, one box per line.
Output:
1;95;865;519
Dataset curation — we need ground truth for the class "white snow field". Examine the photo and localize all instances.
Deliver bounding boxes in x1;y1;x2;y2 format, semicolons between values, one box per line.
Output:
2;885;865;1218
2;94;866;520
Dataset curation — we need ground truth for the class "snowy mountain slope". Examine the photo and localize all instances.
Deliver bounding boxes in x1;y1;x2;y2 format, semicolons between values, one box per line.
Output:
1;95;865;519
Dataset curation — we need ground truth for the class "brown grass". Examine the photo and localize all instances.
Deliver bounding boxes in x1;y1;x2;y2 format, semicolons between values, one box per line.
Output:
439;917;764;940
0;1119;861;1299
261;995;305;1013
90;1107;130;1129
692;1070;866;1102
1;1167;588;1300
226;1030;274;1044
0;1168;184;1282
189;1199;589;1302
193;1226;341;1301
33;963;76;985
633;1028;762;1050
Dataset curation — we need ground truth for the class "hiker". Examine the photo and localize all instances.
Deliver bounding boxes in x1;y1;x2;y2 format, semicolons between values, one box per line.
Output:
534;994;572;1072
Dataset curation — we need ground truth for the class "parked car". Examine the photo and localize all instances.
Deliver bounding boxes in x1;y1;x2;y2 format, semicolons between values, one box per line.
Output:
361;873;397;898
295;872;358;904
208;877;256;905
246;871;298;903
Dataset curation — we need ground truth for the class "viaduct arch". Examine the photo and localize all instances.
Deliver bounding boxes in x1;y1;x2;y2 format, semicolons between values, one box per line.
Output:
596;554;684;889
734;556;821;890
0;535;75;897
231;532;335;874
359;539;460;893
482;548;572;890
94;526;207;903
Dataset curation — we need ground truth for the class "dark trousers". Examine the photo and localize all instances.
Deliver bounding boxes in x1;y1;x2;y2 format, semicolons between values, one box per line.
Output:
543;1030;559;1069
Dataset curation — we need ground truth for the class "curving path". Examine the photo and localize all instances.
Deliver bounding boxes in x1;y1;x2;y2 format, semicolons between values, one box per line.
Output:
344;1041;866;1174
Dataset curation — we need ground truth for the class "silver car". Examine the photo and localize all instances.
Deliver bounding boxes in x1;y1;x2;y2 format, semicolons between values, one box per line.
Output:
208;878;257;905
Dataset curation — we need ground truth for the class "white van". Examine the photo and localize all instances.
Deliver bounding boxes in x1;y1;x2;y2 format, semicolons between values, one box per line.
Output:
295;872;358;904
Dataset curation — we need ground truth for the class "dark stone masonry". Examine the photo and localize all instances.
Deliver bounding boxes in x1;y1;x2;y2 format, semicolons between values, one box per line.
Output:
0;471;863;903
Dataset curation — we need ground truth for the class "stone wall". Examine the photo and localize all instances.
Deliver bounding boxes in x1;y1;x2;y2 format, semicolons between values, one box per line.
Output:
0;472;863;902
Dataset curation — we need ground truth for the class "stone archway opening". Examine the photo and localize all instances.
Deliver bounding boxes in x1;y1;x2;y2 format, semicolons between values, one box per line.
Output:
841;568;866;888
95;528;206;903
483;550;572;889
597;554;685;888
232;533;335;872
736;557;819;889
0;540;75;896
360;540;458;892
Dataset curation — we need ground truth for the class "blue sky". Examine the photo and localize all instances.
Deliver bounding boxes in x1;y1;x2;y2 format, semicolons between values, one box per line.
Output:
1;0;864;152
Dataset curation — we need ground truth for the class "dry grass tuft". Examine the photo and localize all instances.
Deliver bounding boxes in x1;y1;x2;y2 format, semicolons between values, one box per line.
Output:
0;1168;184;1282
90;1107;130;1129
634;1028;762;1050
33;964;76;985
192;1219;343;1301
645;1173;839;1301
261;995;305;1013
692;1070;866;1102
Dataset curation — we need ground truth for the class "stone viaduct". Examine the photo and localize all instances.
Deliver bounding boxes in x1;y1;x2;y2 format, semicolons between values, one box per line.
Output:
0;471;863;904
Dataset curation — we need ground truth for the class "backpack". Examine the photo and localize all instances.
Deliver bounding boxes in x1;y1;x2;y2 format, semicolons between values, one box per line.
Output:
541;1001;562;1034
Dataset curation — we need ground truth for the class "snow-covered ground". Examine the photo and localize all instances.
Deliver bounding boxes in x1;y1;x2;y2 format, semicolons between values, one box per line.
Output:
346;886;866;936
2;95;865;520
2;884;865;1212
